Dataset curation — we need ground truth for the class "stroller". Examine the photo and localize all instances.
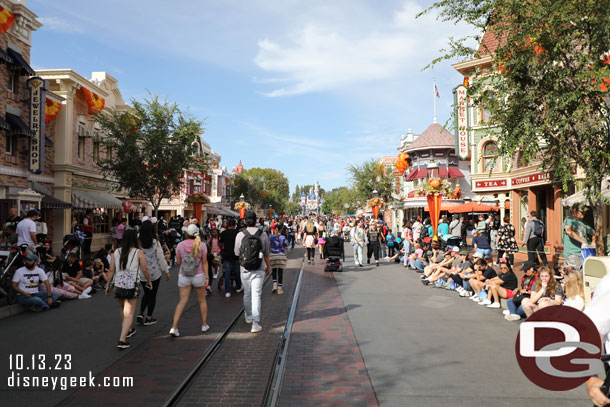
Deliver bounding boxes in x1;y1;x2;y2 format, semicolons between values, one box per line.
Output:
62;234;81;260
323;234;345;272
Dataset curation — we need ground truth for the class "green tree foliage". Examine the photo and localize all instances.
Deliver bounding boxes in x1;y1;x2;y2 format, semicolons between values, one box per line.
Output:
422;0;610;250
94;94;205;217
322;187;360;215
234;168;290;214
347;159;394;203
284;201;302;216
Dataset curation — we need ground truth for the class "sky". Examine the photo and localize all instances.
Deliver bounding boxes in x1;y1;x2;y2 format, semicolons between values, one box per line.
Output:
29;0;477;192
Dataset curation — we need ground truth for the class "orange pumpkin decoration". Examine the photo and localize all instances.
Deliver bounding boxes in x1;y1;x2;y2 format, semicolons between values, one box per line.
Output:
429;178;441;189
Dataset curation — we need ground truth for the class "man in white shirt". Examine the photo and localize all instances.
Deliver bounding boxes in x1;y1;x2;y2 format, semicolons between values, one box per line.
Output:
12;253;60;311
16;210;38;248
350;219;366;267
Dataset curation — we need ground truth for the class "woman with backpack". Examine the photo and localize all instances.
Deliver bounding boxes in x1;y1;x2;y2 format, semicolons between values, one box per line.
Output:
269;224;289;294
169;224;210;337
303;219;318;265
105;229;153;349
137;220;170;327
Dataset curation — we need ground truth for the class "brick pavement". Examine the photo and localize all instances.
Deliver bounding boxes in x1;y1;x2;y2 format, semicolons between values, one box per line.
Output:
176;254;302;407
278;259;379;407
57;249;303;407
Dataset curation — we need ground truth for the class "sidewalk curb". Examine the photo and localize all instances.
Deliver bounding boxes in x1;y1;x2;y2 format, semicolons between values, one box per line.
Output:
0;303;26;319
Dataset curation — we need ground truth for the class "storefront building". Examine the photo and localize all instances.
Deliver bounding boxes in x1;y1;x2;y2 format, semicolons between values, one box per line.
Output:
36;69;130;251
452;34;568;261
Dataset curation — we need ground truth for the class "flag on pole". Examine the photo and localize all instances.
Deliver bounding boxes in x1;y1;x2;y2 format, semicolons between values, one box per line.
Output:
434;83;440;98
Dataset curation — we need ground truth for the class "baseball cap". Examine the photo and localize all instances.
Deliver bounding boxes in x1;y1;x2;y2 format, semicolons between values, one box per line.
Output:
459;248;469;256
142;215;150;222
186;224;200;236
472;252;484;259
521;260;536;271
25;253;39;261
451;246;460;252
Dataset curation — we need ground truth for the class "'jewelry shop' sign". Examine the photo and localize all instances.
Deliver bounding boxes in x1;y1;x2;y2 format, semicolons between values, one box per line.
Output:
27;77;46;174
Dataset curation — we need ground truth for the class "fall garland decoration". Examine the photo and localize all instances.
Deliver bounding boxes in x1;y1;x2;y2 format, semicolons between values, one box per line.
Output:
45;99;62;123
82;87;105;115
366;197;386;209
395;152;412;174
0;7;15;33
234;201;250;210
185;193;209;204
416;178;455;197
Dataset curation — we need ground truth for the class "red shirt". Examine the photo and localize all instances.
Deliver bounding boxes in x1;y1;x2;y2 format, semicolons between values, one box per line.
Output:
82;216;93;233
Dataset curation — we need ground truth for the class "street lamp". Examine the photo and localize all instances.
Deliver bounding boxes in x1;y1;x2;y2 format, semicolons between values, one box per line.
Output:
239;193;245;202
425;159;441;242
268;204;273;219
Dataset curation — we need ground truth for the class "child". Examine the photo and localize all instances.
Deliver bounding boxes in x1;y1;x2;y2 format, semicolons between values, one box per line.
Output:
93;258;108;288
386;230;396;258
269;224;289;294
82;259;102;287
563;270;585;310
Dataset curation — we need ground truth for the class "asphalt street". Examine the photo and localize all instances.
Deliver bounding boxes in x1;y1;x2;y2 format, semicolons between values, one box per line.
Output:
335;245;592;407
0;262;223;407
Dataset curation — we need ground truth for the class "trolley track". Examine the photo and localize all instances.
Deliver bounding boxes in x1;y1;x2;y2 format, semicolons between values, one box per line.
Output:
162;257;305;407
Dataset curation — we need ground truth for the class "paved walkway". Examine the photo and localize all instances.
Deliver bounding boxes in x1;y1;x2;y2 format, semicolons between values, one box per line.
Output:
279;257;378;407
334;246;591;407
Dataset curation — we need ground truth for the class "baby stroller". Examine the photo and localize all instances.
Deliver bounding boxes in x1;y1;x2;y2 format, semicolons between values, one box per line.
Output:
323;234;345;272
62;234;81;260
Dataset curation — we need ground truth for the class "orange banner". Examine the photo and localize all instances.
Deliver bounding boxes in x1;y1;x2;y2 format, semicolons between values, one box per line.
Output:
193;202;202;223
0;7;15;33
427;194;443;241
372;205;379;219
82;87;105;115
45;99;62;123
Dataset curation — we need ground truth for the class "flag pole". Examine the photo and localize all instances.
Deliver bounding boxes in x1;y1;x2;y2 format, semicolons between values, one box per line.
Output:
433;78;438;124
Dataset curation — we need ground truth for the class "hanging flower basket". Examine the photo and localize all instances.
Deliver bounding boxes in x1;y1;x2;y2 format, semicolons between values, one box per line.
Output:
416;178;455;197
234;202;250;210
185;193;209;204
366;197;386;209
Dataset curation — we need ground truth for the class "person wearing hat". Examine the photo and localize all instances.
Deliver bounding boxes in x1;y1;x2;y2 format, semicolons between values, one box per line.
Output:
504;261;538;321
563;203;595;270
168;224;210;338
422;247;462;286
11;253;60;311
234;210;271;333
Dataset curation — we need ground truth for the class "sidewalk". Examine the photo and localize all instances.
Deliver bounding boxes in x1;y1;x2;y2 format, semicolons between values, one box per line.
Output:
278;258;378;407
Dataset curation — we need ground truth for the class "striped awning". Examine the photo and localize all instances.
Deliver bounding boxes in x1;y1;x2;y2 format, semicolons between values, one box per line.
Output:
72;190;123;209
30;181;71;209
7;48;34;76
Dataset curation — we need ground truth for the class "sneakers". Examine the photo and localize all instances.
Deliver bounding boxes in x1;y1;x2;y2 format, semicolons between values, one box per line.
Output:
117;341;130;350
472;296;481;302
479;299;492;306
272;282;278;292
367;259;370;264
421;279;430;286
245;315;252;324
136;314;144;324
251;323;262;333
502;310;510;315
358;264;363;267
201;325;210;332
143;318;158;326
505;314;522;321
225;292;231;298
277;287;284;295
169;327;180;337
376;262;379;267
236;287;244;293
213;273;218;279
126;328;137;338
78;293;91;299
487;302;501;309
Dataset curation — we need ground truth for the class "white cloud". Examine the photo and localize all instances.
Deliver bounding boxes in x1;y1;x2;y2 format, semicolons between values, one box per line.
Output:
254;1;474;97
38;16;84;33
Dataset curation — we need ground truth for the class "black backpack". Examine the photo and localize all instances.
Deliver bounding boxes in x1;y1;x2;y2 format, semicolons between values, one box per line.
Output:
239;229;263;271
533;220;544;238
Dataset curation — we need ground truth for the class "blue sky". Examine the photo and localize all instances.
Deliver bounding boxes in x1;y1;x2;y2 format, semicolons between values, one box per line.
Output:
29;0;475;192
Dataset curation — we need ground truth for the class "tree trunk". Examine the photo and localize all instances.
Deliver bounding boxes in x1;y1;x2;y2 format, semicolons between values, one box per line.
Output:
593;202;606;256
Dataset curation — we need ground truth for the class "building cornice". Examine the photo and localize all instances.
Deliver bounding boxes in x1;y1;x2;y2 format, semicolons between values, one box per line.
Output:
36;69;109;97
452;56;493;75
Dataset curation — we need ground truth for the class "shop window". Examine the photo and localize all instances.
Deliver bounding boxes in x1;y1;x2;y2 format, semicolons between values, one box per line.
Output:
106;145;113;160
93;140;100;161
7;70;19;94
78;137;85;160
482;141;499;171
5;134;16;155
73;209;110;234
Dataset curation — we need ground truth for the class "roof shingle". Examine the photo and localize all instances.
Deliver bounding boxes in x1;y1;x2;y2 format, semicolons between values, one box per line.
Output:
405;123;454;152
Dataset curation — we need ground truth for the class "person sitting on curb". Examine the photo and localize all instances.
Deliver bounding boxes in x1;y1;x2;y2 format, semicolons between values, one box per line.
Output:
63;252;95;293
421;249;458;286
420;246;452;284
504;261;538;321
11;253;61;311
521;266;563;317
468;259;497;302
479;260;518;309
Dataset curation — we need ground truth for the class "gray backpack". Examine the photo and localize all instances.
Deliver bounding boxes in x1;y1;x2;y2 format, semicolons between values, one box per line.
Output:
181;248;200;277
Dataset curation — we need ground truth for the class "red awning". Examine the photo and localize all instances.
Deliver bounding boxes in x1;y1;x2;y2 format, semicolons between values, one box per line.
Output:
406;168;427;180
448;167;465;178
423;202;463;211
438;167;448;178
449;202;496;213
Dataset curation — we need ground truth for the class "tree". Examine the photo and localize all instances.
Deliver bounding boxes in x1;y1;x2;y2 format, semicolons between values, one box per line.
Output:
422;0;610;251
285;201;302;216
234;168;290;214
347;159;394;203
322;187;360;215
95;94;205;217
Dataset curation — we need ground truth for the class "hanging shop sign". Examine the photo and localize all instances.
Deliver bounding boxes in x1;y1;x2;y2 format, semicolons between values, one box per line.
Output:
27;77;46;174
511;172;550;187
475;180;508;189
453;84;469;160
